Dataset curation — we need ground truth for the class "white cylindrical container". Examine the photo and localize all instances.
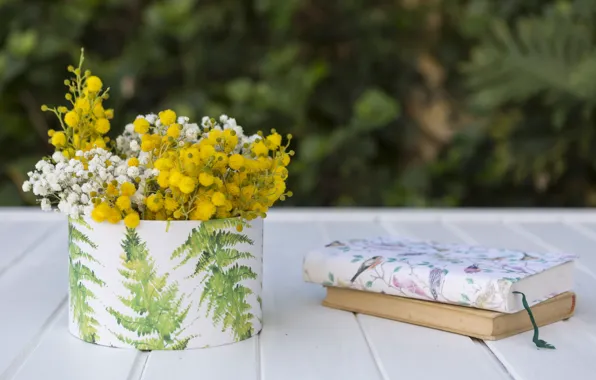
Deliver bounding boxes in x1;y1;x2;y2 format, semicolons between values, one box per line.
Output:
67;216;263;350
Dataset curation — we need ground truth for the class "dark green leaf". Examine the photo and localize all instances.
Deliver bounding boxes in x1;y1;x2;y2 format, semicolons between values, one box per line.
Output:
353;88;400;130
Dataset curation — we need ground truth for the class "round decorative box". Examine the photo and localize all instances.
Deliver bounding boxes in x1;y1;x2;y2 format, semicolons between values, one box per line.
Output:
67;216;263;350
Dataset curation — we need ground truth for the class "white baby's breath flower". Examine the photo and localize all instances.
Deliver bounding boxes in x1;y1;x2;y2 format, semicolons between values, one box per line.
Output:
69;205;81;219
130;140;140;152
233;125;244;137
184;123;200;141
58;200;70;214
83;205;94;216
201;116;210;127
32;183;44;196
145;113;157;124
138;153;150;165
67;193;79;204
98;169;108;181
115;165;127;176
132;191;145;207
127;166;140;178
52;151;65;163
40;198;51;211
185;131;198;140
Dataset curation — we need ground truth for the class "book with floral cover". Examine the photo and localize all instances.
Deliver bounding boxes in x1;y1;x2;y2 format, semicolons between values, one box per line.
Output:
303;237;578;313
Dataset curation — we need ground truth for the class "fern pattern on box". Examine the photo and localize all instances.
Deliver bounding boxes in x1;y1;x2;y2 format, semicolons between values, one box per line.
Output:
66;217;263;350
68;217;104;343
171;218;259;342
107;228;195;350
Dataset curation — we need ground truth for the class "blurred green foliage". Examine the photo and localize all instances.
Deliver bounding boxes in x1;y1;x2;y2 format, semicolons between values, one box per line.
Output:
1;0;596;207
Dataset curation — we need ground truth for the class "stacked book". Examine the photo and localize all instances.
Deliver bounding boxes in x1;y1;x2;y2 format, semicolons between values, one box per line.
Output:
303;237;578;347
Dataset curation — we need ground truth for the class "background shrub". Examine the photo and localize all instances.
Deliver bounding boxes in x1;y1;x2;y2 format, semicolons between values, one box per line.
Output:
1;0;595;207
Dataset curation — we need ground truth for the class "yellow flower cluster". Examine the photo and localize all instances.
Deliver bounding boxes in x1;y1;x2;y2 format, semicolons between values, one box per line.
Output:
42;49;114;159
35;49;293;229
124;110;292;225
90;182;141;228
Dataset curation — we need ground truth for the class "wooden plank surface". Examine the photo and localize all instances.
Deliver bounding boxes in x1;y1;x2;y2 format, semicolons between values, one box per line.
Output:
9;308;139;380
0;210;596;380
0;222;66;378
515;222;596;276
142;337;259;380
0;221;54;273
260;221;382;380
357;315;510;380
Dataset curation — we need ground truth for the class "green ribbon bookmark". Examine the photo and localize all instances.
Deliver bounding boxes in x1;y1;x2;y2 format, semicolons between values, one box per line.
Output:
513;291;555;349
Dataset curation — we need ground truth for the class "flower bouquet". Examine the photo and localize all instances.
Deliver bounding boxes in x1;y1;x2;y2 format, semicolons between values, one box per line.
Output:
22;49;293;350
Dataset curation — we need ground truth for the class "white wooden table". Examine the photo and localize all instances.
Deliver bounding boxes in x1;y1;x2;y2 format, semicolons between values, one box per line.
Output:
1;208;596;380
